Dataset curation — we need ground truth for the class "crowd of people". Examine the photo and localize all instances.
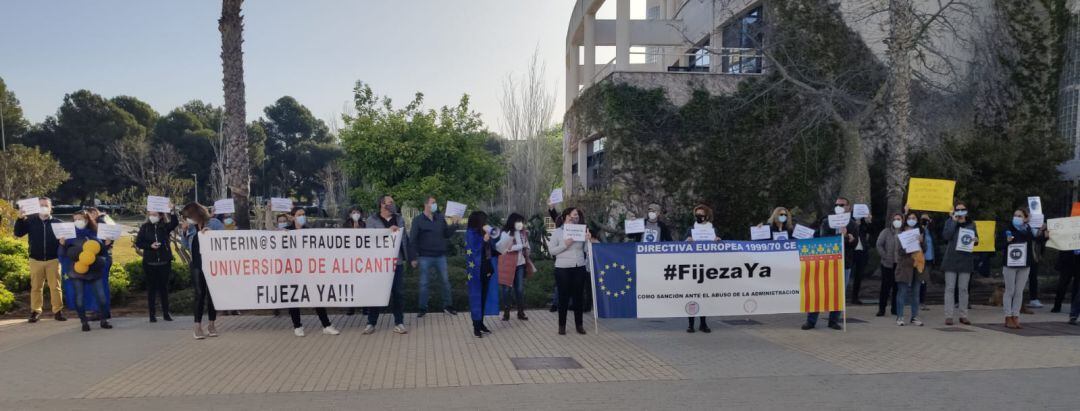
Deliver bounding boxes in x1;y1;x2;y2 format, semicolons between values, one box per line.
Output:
11;193;1080;340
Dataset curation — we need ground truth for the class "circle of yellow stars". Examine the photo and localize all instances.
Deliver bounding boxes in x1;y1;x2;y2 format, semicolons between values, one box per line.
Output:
599;263;633;298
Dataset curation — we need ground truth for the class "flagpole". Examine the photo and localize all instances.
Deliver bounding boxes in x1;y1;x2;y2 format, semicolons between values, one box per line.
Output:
842;236;847;332
587;241;599;334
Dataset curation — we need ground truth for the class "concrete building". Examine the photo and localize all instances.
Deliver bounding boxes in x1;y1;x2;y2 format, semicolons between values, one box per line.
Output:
562;0;767;195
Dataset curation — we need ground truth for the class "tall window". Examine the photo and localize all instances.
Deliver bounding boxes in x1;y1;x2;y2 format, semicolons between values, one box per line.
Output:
721;6;764;74
586;137;607;190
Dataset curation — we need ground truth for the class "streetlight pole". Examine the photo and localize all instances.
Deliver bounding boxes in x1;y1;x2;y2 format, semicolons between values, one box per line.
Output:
193;173;198;204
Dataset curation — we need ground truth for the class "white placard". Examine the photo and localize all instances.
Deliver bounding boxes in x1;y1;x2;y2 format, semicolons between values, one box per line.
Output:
691;228;717;242
271;197;294;212
97;224;123;240
772;231;790;241
51;223;76;240
1030;213;1045;229
828;213;851;230
1027;196;1043;216
146;196;171;213
213;198;236;215
445;201;467;218
563;224;587;242
793;224;816;240
956;228;976;253
898;229;922;254
624;218;646;234
548;188;564;205
853;204;870;219
1006;243;1028;267
750;225;772;241
17;198;42;216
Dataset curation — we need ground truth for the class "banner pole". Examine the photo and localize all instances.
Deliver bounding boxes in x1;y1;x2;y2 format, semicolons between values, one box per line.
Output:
587;241;599;334
842;234;848;332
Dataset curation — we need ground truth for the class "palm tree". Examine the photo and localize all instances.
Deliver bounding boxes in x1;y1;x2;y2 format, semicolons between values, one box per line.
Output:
219;0;251;228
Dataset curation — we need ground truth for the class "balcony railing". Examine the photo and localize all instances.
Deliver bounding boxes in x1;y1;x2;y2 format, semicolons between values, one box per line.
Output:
589;47;765;84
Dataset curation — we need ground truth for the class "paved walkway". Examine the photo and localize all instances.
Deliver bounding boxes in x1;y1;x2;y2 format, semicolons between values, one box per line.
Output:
2;303;1079;410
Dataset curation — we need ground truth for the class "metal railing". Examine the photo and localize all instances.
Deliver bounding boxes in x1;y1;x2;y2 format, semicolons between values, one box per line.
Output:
588;47;765;84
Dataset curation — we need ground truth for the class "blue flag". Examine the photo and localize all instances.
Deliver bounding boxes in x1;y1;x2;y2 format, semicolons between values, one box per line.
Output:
591;243;637;318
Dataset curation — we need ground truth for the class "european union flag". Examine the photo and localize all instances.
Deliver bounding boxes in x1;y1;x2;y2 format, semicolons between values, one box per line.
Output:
592;243;637;318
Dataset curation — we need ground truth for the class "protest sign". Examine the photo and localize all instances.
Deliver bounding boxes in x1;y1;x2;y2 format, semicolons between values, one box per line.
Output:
973;221;996;252
591;237;845;318
197;229;403;309
563;224;587;242
898;229;921;254
906;178;956;212
548;188;564;205
792;224;816;240
270;197;293;212
1046;217;1080;251
1030;213;1045;229
853;204;870;219
213;199;236;215
97;224;123;240
956;228;976;252
828;213;851;230
17;198;42;216
624;219;646;234
1006;243;1027;267
750;225;772;241
51;223;76;239
147;196;171;213
1027;196;1043;216
691;228;717;242
445;201;467;218
772;231;790;241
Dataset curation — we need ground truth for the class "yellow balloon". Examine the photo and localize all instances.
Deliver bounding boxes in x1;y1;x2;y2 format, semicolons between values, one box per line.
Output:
83;240;101;254
78;253;95;265
74;262;89;274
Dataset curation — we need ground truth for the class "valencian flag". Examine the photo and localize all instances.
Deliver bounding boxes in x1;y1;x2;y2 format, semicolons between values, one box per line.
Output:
591;243;637;318
798;236;845;313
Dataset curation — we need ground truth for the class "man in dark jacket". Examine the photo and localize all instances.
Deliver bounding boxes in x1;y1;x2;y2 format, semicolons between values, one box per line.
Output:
628;203;673;243
409;196;462;317
135;211;180;321
805;196;858;331
13;197;66;323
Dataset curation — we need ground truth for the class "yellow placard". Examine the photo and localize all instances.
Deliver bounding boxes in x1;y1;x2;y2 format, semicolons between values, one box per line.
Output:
906;178;956;212
973;220;995;253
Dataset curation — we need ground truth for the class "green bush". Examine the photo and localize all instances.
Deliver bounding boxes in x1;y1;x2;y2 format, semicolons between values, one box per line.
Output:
0;235;28;255
123;258;190;291
397;256;559;312
0;282;15;314
108;263;131;304
168;288;195;314
124;259;146;290
0;254;30;292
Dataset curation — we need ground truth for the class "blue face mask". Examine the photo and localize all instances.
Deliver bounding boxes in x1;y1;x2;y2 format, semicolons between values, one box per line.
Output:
1012;217;1025;229
430;203;438;213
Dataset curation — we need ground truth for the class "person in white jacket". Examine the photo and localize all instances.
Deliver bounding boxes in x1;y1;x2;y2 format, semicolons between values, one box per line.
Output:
546;207;595;335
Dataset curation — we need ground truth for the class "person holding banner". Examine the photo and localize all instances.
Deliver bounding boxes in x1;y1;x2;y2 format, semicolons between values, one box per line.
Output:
629;203;673;243
547;207;593;335
496;213;534;321
135;209;180;322
364;195;409;335
343;207;367;317
465;211;496;337
765;207;794;239
410;196;462;317
895;212;925;326
804;197;855;331
941;201;978;326
181;203;225;339
1001;208;1042;329
285;207;341;337
685;204;715;333
875;213;903;317
13;197;66;323
58;211;112;332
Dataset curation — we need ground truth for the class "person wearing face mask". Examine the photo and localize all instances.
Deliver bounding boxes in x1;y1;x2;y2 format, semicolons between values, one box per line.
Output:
465;211;497;337
217;213;237;230
804;197;855;331
685;204;715;333
342;207;367;316
13;197;67;323
285;207;340;337
765;207;794;239
894;212;925;326
918;213;935;310
629;203;673;243
1000;208;1044;329
875;213;903;317
547;207;596;335
180;202;225;339
941;201;979;326
817;198;868;304
409;196;463;318
363;195;410;335
57;211;112;332
79;207;117;322
135;209;180;322
496;213;535;322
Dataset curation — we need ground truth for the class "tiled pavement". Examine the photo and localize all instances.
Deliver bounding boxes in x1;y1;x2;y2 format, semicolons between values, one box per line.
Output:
1;303;1079;408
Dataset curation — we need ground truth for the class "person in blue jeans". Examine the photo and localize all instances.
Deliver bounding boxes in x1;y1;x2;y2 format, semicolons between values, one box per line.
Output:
363;195;410;335
409;196;462;317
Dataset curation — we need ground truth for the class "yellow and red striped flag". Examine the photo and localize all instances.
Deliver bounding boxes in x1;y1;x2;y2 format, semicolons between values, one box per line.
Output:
799;237;845;313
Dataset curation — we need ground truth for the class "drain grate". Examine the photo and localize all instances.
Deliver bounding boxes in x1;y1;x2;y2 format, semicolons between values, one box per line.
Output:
935;327;975;332
510;357;584;370
973;322;1080;337
723;319;761;326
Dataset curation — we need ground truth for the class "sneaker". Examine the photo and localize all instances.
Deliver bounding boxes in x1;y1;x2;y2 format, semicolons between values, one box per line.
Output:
81;322;91;332
29;312;40;323
444;307;458;316
100;321;113;330
194;327;207;340
911;318;924;327
1029;300;1044;308
362;324;376;335
417;310;427;318
945;318;954;326
163;314;173;322
54;311;67;321
293;327;306;337
207;324;218;337
896;318;906;326
149;316;157;323
322;325;341;335
393;324;408;334
958;318;971;325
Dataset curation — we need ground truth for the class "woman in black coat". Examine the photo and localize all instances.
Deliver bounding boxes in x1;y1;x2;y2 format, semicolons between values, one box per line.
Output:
134;210;180;322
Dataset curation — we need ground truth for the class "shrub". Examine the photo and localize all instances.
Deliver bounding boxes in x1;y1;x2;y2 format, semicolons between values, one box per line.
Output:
108;263;131;304
0;282;15;314
124;259;146;290
0;235;28;255
122;258;190;291
168;288;195;314
0;253;30;291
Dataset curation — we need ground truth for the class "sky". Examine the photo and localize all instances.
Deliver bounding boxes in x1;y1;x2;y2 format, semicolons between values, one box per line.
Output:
0;0;636;134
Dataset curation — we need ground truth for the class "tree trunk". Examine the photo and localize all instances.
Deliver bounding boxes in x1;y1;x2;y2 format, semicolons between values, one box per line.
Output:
886;0;915;215
219;0;251;228
838;120;871;205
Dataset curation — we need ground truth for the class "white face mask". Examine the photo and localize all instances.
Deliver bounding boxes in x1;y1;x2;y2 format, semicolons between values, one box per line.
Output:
907;219;917;227
647;212;658;221
778;215;788;223
277;222;289;229
295;216;306;226
834;206;846;215
224;218;234;225
892;220;902;229
351;213;362;221
514;222;525;231
39;208;51;219
148;216;161;224
74;220;87;230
